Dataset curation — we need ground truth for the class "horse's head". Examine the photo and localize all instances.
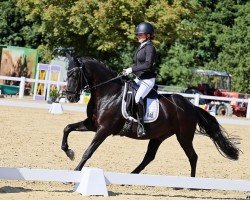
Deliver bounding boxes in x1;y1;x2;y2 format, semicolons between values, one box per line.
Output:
66;54;122;102
65;54;88;103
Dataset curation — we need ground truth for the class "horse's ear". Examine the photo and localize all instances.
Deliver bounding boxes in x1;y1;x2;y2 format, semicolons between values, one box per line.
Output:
66;53;73;62
74;57;81;66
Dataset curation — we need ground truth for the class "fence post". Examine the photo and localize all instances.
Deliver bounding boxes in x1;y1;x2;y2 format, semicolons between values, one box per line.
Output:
246;98;250;119
194;93;200;106
19;76;26;99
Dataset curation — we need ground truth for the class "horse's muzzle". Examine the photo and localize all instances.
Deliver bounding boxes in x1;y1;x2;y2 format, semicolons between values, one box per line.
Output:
66;93;80;103
66;94;74;102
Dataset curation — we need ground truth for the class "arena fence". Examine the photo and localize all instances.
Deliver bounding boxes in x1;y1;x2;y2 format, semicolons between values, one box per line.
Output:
0;75;250;118
0;167;249;196
0;99;249;126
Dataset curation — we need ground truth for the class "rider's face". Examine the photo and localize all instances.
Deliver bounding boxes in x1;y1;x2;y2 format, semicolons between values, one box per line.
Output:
136;33;148;43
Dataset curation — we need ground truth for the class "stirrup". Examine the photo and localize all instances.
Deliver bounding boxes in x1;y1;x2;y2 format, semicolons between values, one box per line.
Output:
137;123;146;137
119;120;133;136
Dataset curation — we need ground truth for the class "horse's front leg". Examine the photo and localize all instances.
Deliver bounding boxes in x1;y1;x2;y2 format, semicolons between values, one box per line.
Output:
61;118;95;160
75;129;110;171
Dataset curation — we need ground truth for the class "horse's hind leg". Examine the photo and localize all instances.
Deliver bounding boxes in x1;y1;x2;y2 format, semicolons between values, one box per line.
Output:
177;134;198;177
131;139;162;174
61;118;95;160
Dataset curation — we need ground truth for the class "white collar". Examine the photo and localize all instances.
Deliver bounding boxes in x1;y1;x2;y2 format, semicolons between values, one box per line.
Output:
139;40;150;49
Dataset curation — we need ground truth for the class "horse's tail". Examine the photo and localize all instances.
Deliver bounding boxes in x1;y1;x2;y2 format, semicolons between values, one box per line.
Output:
195;106;240;160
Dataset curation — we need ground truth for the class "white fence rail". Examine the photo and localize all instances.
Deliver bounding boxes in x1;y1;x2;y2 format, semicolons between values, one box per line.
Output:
0;167;249;196
0;75;66;99
159;92;250;119
0;99;249;126
0;75;249;118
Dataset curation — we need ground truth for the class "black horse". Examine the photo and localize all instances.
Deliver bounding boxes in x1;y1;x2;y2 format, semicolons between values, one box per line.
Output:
61;55;240;177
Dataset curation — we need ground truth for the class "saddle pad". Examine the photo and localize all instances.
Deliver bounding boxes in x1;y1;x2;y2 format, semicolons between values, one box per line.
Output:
121;83;159;123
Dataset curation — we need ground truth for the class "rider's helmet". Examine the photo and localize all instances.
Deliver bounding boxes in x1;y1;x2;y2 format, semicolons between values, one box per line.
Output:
135;22;155;38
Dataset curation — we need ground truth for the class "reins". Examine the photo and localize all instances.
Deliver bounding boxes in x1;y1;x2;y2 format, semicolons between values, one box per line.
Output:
67;63;184;112
89;73;124;90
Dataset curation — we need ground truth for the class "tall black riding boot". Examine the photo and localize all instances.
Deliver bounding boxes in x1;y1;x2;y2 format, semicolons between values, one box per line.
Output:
136;98;146;137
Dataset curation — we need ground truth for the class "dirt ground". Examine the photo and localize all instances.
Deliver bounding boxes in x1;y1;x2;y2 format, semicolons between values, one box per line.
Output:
0;105;249;200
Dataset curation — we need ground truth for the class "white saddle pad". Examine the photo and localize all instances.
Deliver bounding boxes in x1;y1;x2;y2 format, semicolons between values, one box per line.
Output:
121;83;159;123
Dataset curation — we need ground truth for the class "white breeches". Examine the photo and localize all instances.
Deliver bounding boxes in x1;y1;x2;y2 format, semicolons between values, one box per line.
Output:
134;78;155;103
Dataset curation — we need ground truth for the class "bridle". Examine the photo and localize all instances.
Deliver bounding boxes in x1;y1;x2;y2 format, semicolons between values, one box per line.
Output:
66;62;90;96
66;60;123;96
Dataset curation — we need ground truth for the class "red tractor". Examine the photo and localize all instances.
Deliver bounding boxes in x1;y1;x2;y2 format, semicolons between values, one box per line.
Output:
185;69;249;117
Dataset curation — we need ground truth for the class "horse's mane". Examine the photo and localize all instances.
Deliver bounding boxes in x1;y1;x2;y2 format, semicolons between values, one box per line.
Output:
78;57;117;77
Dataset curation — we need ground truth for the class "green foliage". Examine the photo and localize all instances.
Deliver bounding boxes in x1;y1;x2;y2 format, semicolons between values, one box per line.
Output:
159;43;195;86
212;2;250;92
16;0;199;65
49;88;60;102
159;0;250;93
1;0;248;93
0;0;43;48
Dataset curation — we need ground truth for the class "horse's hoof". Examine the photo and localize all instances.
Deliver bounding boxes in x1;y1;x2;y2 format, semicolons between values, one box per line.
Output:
66;149;75;161
173;187;184;190
63;182;73;185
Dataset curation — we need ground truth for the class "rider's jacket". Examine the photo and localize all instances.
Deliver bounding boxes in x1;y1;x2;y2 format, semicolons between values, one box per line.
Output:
131;40;157;79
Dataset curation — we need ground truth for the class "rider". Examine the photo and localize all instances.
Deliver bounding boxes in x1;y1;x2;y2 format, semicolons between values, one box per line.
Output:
123;22;157;137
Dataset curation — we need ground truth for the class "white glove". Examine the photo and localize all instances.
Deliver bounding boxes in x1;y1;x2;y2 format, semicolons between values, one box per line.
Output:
122;67;132;76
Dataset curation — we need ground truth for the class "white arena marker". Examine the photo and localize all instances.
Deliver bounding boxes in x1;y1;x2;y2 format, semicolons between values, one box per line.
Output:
49;102;63;114
0;167;249;196
0;167;82;183
74;168;108;196
104;172;250;192
0;167;108;196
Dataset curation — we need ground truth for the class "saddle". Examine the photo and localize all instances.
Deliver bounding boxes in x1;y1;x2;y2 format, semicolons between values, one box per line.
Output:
121;81;159;123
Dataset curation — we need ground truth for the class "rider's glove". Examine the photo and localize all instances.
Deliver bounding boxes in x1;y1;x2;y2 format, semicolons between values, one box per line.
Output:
122;67;132;76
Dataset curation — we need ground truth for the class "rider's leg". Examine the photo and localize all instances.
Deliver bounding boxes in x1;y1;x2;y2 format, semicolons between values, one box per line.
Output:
134;78;155;103
135;78;155;137
136;97;146;137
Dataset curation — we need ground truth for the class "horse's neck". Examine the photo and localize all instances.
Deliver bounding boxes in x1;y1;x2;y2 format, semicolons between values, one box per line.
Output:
93;83;123;99
89;81;123;113
90;66;122;97
85;61;123;107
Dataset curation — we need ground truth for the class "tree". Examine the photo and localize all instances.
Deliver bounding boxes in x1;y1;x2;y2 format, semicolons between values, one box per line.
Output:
13;0;249;92
159;43;195;86
0;0;42;48
159;0;250;93
212;2;250;92
16;0;198;70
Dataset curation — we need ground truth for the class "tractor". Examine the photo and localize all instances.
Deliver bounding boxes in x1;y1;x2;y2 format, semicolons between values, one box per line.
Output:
185;69;249;117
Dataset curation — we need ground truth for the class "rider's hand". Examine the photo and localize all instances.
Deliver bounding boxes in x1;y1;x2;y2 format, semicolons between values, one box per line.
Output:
122;67;132;76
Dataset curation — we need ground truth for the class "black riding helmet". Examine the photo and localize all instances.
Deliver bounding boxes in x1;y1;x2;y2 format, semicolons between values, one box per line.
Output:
135;22;155;37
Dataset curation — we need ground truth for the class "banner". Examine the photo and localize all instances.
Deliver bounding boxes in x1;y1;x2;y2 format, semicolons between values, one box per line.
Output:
0;46;38;85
